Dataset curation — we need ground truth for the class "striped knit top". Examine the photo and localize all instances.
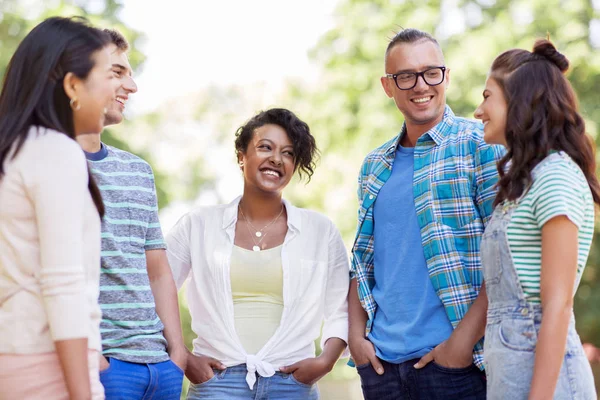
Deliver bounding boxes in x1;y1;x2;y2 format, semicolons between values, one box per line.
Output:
506;152;594;303
86;143;168;363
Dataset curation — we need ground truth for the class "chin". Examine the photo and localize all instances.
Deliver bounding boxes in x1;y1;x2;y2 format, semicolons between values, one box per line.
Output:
103;111;123;127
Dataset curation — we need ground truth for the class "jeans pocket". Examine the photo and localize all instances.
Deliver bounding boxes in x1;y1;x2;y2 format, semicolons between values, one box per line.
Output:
99;358;112;375
356;362;372;372
498;319;536;352
170;360;184;375
431;362;475;374
192;370;220;387
289;373;313;388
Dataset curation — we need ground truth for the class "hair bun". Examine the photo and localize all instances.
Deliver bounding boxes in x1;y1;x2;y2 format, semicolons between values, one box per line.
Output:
532;39;569;73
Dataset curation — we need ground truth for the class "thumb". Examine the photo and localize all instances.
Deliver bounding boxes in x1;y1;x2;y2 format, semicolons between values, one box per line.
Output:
369;355;384;375
280;362;300;373
413;351;433;369
209;358;226;370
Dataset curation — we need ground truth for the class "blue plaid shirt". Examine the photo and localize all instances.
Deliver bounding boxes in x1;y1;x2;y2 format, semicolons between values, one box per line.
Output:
351;106;504;368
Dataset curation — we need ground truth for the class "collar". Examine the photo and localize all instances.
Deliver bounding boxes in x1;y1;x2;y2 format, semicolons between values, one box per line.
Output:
222;195;301;233
385;105;455;155
84;142;108;161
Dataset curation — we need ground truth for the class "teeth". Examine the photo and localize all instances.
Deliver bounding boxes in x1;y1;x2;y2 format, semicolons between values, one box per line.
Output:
263;170;279;177
413;97;431;103
116;98;126;105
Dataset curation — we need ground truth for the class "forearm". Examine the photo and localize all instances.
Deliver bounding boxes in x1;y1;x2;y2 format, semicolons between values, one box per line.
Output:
451;282;488;348
528;302;572;400
55;338;91;400
318;338;347;370
348;278;368;341
147;252;186;353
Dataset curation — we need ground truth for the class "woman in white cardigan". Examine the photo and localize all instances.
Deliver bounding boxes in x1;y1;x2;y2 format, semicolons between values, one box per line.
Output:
167;108;350;400
0;17;118;400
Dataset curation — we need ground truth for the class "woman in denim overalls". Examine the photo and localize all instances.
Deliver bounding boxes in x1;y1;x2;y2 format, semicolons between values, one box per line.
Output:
474;40;598;399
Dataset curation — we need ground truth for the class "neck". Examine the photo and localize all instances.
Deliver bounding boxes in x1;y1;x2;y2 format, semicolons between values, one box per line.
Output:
401;114;444;147
239;188;284;221
76;133;102;153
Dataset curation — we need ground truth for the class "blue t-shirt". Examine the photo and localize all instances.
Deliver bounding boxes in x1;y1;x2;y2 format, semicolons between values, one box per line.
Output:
368;144;454;363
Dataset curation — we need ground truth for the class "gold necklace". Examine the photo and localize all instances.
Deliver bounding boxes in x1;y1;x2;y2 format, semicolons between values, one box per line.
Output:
238;202;284;251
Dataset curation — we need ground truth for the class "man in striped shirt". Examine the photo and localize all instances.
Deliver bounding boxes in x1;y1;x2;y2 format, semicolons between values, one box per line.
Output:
348;29;504;399
77;29;186;399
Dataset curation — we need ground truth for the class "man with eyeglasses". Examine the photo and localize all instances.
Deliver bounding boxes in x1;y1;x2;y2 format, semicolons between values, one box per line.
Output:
348;28;504;399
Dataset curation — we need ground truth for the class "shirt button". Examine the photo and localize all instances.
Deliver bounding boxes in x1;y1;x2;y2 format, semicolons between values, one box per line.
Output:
369;195;374;200
521;308;528;316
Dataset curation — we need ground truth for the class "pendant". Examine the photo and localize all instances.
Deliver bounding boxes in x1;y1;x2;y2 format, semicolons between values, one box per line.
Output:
252;245;261;252
255;231;262;237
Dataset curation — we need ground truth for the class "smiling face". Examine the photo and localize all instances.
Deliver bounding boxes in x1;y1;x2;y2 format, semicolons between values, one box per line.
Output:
381;40;449;133
238;124;296;195
104;47;137;126
474;76;508;146
70;46;118;135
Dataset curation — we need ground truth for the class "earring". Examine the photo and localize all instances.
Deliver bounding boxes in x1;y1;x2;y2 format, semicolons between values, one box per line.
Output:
69;97;81;111
239;161;244;167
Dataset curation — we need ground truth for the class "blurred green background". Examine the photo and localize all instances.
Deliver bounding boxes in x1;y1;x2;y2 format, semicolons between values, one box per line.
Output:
1;0;599;398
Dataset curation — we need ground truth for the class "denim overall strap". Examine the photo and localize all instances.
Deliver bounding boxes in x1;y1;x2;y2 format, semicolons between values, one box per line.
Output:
481;203;597;399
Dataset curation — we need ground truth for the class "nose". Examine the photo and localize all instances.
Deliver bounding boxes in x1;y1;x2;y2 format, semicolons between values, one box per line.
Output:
474;105;483;120
413;74;428;92
124;75;138;94
270;153;282;166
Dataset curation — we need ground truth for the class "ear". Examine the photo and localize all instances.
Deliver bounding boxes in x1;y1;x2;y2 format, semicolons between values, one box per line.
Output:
381;76;394;98
444;68;451;89
237;151;245;165
62;72;82;101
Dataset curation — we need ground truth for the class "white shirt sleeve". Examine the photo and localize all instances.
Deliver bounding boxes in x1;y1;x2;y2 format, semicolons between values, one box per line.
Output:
25;135;91;342
166;213;192;290
320;221;350;356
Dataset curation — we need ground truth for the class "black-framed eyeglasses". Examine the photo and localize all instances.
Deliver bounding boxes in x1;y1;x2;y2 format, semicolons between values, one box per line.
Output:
385;66;446;90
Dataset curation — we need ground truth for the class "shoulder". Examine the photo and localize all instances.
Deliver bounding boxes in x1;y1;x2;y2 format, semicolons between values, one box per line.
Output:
445;114;505;161
104;145;153;173
446;115;486;147
174;204;229;228
289;203;339;234
532;152;587;189
360;135;398;173
24;127;85;165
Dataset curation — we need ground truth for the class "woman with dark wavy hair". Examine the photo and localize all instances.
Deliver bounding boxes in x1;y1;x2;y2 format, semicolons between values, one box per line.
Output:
166;108;349;399
474;40;598;399
0;17;117;399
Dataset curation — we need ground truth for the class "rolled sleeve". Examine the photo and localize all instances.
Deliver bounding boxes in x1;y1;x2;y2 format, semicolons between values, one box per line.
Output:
320;223;350;357
166;213;192;289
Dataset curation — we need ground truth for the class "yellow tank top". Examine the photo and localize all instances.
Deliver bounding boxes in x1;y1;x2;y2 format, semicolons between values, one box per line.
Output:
230;245;284;354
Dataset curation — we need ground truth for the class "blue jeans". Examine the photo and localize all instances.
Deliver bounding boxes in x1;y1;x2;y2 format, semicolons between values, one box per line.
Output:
357;358;486;400
100;357;183;400
186;364;319;400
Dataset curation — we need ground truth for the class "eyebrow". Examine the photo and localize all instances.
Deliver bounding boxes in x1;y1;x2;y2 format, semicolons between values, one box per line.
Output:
112;64;132;76
256;138;294;149
393;65;442;74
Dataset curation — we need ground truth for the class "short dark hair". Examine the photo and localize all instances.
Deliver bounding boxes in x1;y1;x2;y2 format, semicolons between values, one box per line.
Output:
0;16;108;216
490;39;600;206
103;28;129;51
385;28;441;57
234;108;319;181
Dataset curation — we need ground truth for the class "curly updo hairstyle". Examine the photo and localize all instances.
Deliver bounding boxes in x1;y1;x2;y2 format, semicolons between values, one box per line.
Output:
489;39;600;207
234;108;319;181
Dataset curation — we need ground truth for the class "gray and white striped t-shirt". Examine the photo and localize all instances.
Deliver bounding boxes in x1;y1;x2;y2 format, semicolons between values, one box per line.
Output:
86;144;169;363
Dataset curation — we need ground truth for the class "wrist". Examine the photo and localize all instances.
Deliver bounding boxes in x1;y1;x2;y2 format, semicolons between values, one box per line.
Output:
317;352;338;372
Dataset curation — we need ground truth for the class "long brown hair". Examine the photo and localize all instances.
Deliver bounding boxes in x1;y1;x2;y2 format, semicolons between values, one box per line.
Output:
0;17;105;216
490;39;600;207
